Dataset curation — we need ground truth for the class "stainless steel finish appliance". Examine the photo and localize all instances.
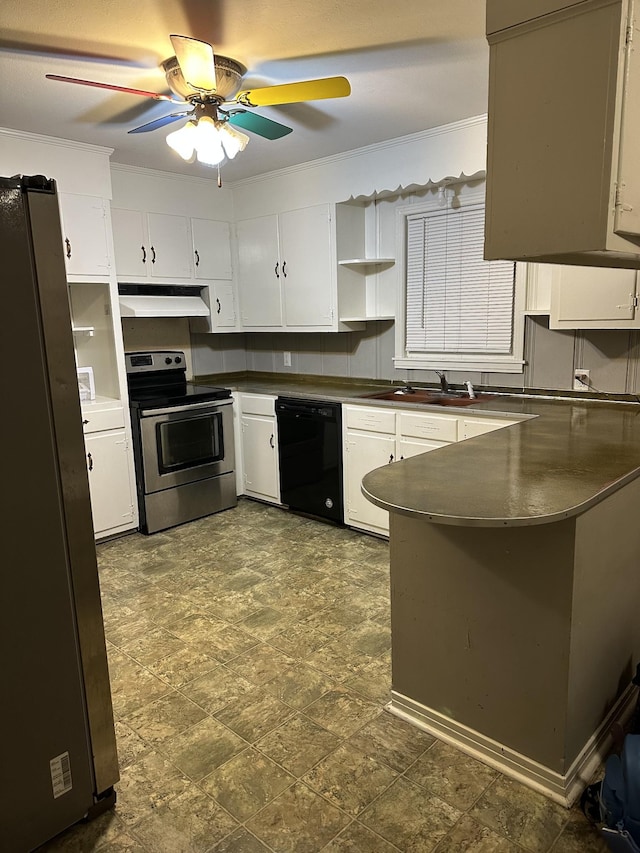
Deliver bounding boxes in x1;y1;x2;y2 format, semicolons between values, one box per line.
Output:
276;397;344;523
1;174;119;851
126;351;236;534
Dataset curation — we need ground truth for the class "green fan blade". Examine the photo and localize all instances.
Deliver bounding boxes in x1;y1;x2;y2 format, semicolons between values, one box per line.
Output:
228;111;292;140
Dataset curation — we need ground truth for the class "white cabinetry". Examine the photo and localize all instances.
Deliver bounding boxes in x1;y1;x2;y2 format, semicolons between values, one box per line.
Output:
239;394;281;504
191;218;232;280
111;208;192;281
336;201;395;322
84;428;135;536
70;278;138;540
58;193;111;280
550;266;640;329
236;215;282;327
147;212;192;279
343;404;519;536
236;205;361;332
343;407;396;536
112;208;238;331
485;0;640;267
1;132;138;540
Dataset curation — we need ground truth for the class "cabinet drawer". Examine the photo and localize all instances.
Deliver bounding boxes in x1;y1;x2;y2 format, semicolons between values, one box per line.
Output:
241;394;276;417
81;405;125;434
399;412;458;442
461;417;518;440
345;406;396;434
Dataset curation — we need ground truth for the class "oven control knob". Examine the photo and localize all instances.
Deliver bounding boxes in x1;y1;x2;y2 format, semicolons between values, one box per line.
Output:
175;356;182;363
165;357;173;364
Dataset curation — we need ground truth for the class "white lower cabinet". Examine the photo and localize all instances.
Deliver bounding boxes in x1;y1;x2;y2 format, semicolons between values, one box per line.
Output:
344;428;396;535
343;404;519;537
239;394;281;504
84;429;136;538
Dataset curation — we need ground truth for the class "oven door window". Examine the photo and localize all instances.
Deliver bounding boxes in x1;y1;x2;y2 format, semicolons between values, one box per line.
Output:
156;412;224;473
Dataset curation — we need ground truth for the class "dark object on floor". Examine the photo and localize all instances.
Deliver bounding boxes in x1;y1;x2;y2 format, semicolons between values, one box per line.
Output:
581;735;640;852
628;666;640;736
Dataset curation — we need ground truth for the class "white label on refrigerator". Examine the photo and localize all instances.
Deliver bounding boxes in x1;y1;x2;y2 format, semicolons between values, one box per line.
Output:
50;751;72;798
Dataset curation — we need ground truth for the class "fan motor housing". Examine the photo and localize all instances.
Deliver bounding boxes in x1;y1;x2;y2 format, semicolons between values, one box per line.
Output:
162;54;245;101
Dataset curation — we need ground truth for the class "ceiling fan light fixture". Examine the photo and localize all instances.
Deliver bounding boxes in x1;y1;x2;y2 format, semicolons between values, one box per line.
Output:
220;123;249;160
166;115;250;167
194;116;225;166
166;120;198;161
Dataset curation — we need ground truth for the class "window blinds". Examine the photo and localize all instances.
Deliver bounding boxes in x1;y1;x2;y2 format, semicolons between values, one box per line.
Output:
406;204;516;354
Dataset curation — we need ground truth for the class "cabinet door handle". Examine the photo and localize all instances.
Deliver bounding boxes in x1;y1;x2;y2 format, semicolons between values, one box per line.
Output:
87;452;93;471
274;262;279;278
141;246;146;263
270;434;275;448
388;454;394;464
216;298;221;314
65;237;72;259
151;246;156;264
195;249;200;267
282;261;287;278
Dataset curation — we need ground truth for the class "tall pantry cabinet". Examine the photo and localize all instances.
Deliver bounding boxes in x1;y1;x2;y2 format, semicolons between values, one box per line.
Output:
0;129;138;540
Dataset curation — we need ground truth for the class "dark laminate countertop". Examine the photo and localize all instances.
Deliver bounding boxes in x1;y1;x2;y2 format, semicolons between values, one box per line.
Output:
197;372;640;527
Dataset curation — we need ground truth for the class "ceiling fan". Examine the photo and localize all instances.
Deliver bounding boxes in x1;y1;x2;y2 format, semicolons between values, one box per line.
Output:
46;34;351;182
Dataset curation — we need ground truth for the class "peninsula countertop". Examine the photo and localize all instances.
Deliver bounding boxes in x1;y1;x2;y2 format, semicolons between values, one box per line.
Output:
196;372;640;527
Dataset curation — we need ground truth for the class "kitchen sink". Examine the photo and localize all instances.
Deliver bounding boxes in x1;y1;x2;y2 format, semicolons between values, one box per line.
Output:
361;389;496;407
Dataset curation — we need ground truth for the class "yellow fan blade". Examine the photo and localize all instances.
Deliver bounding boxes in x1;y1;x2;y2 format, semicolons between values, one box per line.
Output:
169;34;217;92
236;76;350;108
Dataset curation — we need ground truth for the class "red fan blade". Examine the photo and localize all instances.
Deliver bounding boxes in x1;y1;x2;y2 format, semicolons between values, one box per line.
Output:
45;74;183;103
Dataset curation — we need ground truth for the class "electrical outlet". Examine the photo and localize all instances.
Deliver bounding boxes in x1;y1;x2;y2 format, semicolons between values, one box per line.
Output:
283;351;292;367
573;369;590;391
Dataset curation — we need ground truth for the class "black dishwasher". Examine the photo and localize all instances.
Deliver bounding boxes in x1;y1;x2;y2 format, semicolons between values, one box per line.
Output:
276;397;343;523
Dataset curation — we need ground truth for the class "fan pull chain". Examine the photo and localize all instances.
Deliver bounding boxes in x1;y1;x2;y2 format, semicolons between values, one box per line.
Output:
217;165;222;188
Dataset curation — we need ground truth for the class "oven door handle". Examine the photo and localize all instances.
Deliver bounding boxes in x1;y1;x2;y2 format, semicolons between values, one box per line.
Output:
139;398;233;417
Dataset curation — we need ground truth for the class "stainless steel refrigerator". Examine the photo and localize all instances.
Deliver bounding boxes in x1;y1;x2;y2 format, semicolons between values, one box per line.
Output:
0;175;119;851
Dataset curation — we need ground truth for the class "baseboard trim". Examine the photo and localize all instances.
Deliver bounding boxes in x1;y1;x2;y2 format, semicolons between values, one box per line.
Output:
387;685;636;807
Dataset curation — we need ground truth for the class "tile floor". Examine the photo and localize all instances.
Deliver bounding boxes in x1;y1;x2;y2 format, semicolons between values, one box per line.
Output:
38;499;608;853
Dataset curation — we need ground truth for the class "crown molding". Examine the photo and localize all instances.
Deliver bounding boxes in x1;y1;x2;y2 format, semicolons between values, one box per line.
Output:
0;127;113;156
228;114;488;189
110;161;224;188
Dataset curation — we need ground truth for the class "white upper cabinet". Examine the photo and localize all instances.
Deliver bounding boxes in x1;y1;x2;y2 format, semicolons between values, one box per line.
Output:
111;208;148;278
58;193;111;280
236;214;284;327
191;218;232;280
236;203;365;332
146;213;192;279
279;206;333;327
112;209;234;284
485;0;640;268
112;207;193;281
550;266;640;329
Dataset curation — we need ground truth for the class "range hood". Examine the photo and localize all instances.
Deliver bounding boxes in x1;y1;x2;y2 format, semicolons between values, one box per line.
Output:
118;284;210;318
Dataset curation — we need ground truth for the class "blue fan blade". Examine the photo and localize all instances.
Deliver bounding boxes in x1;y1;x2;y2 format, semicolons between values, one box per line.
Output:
228;110;292;140
128;113;189;134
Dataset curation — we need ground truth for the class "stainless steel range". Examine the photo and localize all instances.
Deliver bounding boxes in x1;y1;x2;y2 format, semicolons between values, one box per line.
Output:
126;351;236;534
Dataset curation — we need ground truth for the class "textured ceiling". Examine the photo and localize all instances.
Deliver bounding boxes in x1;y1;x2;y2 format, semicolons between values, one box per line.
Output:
1;0;489;183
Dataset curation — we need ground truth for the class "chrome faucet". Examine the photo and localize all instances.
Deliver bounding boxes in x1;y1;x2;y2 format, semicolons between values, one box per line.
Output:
434;370;450;394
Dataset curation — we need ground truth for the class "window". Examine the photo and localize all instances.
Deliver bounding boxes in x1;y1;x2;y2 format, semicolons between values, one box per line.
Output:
395;186;526;373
